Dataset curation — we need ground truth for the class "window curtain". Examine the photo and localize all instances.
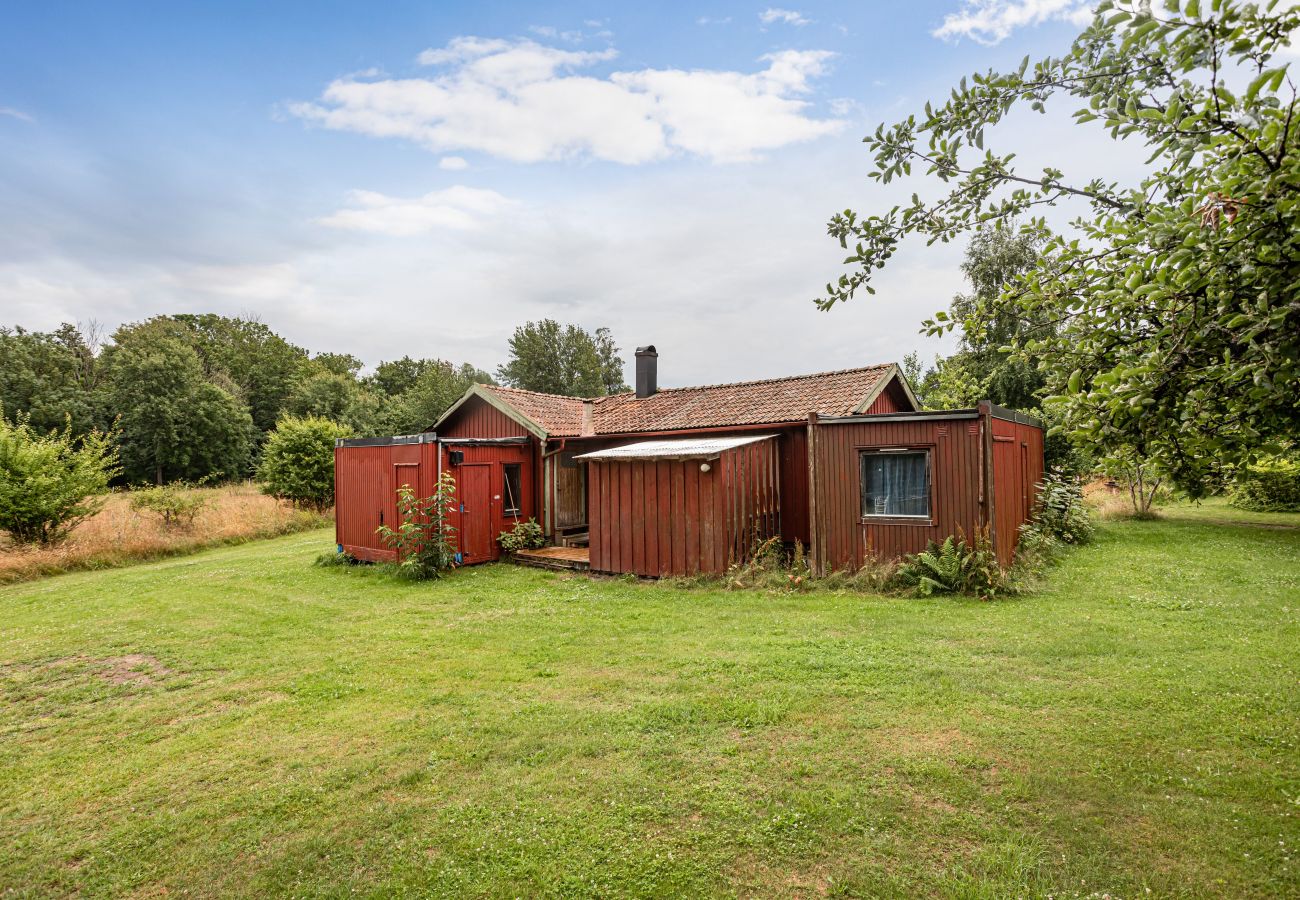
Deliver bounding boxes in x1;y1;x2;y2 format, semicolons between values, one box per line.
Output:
861;452;929;516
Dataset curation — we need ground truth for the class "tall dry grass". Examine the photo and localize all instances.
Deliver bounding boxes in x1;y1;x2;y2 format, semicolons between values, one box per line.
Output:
0;483;329;584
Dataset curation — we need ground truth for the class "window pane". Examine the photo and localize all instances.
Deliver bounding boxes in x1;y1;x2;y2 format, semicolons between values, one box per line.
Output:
503;464;522;514
860;452;929;517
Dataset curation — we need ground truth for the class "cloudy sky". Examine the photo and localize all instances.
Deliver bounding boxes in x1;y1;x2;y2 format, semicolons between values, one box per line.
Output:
2;0;1125;387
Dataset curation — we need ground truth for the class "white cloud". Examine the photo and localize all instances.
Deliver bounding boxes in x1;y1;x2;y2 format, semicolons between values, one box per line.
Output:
934;0;1094;45
528;24;585;42
290;37;843;165
318;185;515;236
0;106;34;123
697;16;733;26
760;8;812;27
438;155;469;170
176;263;312;302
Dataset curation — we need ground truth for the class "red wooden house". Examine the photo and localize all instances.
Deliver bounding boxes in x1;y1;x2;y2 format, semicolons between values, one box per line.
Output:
335;347;1043;574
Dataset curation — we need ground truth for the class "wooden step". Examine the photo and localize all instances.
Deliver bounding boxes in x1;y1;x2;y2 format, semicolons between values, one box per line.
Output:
512;546;590;571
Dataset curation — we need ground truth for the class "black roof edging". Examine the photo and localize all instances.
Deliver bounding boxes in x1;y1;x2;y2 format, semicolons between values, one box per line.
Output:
335;432;438;448
817;409;981;424
983;403;1044;428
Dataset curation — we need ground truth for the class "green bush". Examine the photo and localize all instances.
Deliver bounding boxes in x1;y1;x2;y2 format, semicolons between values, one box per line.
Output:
0;414;119;546
376;474;458;579
497;518;545;554
1021;467;1095;547
258;416;351;512
897;529;1004;600
129;483;209;530
1230;457;1300;512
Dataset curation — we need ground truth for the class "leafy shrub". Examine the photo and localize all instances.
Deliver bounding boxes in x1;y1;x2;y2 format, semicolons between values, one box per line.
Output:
376;473;458;579
1021;467;1094;548
0;414;119;546
897;529;1003;600
1230;457;1300;512
498;517;545;554
258;416;351;512
129;483;210;530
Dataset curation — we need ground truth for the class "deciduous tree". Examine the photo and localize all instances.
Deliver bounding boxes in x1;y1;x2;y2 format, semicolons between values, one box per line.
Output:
820;0;1300;494
104;335;253;484
0;324;101;436
497;320;628;397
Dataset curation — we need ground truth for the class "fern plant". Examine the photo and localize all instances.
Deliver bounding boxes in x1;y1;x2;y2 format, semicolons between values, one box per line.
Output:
898;528;1002;600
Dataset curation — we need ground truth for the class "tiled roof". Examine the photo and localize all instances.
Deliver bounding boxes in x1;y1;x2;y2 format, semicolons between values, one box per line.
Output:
588;365;897;435
479;385;587;437
472;364;899;437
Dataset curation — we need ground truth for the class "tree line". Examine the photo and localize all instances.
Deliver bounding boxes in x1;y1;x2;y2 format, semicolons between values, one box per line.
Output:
0;315;628;486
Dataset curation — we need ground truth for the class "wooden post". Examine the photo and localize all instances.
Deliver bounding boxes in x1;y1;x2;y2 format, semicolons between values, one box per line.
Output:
978;400;998;557
806;412;822;576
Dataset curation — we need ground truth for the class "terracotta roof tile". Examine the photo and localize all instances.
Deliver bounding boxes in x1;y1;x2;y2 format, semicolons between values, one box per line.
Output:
588;365;897;434
470;365;899;437
479;385;587;436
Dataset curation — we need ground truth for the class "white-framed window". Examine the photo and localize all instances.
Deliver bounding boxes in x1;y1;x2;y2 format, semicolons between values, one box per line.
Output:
859;449;931;518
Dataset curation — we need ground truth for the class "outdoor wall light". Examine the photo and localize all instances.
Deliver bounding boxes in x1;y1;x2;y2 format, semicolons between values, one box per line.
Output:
699;462;711;473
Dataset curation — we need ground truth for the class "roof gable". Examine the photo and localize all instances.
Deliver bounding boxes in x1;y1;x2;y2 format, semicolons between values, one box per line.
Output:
433;384;556;439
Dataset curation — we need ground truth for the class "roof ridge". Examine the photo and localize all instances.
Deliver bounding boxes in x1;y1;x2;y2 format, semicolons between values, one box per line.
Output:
482;383;588;402
599;363;895;399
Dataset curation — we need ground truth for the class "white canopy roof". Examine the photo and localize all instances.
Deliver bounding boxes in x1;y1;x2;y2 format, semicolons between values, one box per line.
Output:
574;434;775;462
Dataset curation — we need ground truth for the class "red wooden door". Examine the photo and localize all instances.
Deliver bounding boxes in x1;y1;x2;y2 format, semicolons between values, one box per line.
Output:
457;464;495;563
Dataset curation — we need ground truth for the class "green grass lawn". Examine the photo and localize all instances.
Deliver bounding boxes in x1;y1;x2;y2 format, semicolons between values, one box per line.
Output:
2;504;1297;897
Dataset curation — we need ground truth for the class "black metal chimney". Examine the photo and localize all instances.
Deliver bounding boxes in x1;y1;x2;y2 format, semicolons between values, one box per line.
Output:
635;345;658;398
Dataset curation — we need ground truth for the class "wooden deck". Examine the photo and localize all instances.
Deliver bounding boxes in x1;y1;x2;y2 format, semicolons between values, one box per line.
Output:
512;546;590;572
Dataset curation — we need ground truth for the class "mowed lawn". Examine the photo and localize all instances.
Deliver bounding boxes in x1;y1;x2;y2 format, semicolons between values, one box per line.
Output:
1;505;1297;897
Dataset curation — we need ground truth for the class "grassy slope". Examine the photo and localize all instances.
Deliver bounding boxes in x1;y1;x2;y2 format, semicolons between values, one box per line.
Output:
1;508;1296;898
0;485;327;585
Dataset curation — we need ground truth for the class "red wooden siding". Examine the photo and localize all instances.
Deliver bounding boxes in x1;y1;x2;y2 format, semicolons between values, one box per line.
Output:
777;428;809;546
334;437;535;565
438;396;531;439
587;438;781;577
335;441;438;562
989;415;1044;565
564;426;808;546
807;407;1043;572
441;441;535;564
810;415;985;571
863;380;909;414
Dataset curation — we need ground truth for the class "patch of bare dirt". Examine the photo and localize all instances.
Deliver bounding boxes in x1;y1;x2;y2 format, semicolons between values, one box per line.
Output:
871;725;975;756
96;654;173;685
1;654;174;689
731;858;835;899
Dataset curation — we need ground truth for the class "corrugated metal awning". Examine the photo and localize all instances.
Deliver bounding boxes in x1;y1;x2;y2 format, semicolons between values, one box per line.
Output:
574;434;775;461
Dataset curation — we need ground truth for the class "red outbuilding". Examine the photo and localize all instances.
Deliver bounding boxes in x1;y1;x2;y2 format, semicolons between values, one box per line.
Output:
334;346;1044;575
334;433;535;566
577;434;781;578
